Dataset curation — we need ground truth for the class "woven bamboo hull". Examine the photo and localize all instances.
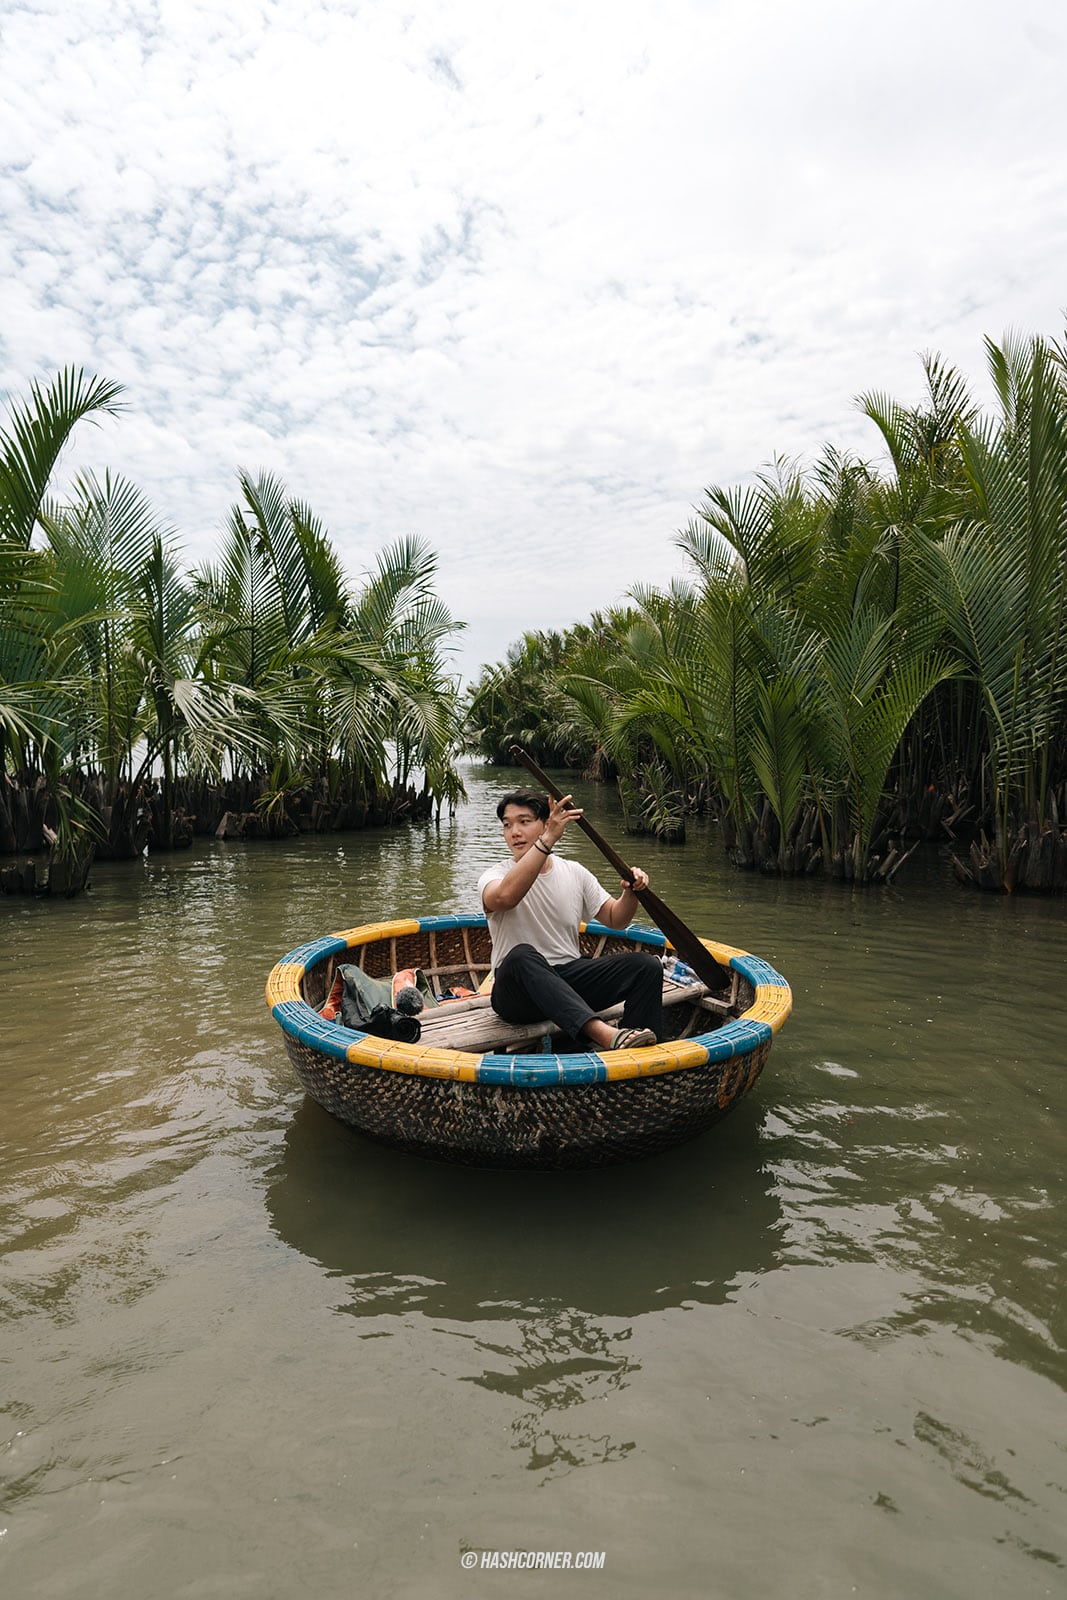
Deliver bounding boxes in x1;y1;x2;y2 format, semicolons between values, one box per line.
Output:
266;916;792;1169
280;1031;773;1168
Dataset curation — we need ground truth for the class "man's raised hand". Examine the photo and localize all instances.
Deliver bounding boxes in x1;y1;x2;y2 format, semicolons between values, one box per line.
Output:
543;793;582;846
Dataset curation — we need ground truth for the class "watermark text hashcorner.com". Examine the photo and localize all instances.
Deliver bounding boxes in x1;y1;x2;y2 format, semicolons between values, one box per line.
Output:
460;1551;606;1571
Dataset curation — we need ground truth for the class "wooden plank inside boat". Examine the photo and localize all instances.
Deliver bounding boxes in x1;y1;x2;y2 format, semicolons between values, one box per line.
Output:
417;972;740;1054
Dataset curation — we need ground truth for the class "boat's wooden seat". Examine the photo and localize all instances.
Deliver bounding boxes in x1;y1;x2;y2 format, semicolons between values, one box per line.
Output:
416;972;738;1055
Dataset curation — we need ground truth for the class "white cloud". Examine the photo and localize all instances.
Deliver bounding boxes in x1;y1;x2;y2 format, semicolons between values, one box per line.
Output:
2;0;1066;679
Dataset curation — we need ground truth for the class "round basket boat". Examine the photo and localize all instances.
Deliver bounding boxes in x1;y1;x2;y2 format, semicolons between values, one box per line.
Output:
265;914;792;1169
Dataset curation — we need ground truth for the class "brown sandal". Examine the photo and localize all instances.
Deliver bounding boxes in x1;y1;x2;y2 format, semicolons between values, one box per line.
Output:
610;1027;657;1049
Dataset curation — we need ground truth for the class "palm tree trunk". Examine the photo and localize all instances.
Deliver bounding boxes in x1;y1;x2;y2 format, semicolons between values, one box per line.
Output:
161;739;175;850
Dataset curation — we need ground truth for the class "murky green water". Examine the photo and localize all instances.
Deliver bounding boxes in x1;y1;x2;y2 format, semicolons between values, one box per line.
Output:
1;769;1064;1598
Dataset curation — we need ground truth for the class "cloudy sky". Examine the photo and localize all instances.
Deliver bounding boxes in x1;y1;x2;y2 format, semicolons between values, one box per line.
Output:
2;0;1065;680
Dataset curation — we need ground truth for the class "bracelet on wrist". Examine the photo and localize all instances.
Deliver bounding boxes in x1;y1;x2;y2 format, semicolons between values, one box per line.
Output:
535;837;553;855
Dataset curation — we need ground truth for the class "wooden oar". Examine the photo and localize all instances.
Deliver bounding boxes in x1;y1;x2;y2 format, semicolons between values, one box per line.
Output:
509;745;733;998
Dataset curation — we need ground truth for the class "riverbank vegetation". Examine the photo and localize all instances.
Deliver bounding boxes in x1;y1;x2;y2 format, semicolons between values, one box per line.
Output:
467;332;1067;893
1;370;466;895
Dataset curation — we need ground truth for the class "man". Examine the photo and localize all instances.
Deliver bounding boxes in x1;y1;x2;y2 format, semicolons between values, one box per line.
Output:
478;788;663;1051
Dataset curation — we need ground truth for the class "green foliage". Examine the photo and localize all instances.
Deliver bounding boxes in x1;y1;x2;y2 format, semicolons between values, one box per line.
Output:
0;372;467;871
464;626;604;768
469;332;1067;886
0;368;124;548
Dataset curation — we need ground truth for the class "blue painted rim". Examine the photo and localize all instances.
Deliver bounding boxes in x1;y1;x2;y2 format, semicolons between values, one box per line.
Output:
270;914;790;1086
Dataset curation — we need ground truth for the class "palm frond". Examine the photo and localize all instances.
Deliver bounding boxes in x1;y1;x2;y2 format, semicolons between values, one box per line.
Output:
0;368;124;547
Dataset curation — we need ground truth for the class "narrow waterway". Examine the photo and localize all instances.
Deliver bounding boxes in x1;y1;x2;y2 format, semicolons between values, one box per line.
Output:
1;769;1064;1599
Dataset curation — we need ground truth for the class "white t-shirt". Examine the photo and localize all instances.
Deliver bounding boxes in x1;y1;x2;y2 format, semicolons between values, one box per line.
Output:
478;855;610;968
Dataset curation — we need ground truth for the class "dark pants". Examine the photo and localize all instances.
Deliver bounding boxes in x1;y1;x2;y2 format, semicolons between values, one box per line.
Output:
491;943;663;1042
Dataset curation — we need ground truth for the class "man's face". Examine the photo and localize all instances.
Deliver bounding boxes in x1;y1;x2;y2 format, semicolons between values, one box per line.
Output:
500;803;543;858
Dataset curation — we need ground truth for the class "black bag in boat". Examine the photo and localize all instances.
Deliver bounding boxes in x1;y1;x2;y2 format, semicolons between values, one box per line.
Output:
337;964;423;1043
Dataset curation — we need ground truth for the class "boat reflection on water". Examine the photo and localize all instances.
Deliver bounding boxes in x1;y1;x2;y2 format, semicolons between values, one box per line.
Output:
266;1097;784;1323
266;1101;785;1477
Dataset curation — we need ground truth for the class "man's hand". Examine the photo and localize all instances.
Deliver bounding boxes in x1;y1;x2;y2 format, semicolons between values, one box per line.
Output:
599;865;649;929
542;793;583;848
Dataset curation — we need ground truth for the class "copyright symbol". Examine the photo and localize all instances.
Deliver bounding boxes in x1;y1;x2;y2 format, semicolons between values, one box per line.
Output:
461;1551;477;1570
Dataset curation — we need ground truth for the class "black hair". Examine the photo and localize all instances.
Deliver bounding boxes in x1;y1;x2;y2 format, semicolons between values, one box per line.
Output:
496;788;550;822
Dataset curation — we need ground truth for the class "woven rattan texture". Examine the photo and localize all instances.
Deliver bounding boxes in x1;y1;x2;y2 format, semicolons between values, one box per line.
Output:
284;1035;770;1169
